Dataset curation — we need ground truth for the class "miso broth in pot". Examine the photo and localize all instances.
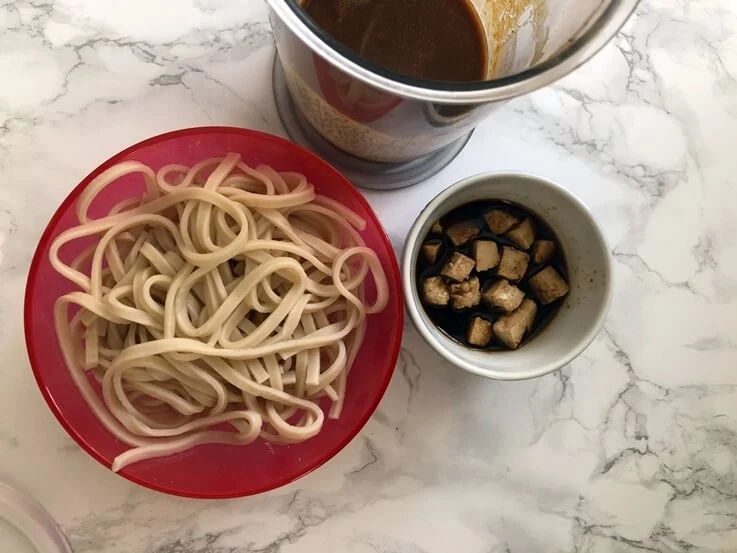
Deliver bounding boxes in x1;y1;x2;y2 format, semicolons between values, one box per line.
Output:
267;0;640;177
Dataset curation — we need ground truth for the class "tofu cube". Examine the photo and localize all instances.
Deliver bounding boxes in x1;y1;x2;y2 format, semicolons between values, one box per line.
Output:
506;218;536;250
422;241;442;264
449;276;481;310
473;240;500;271
446;221;480;247
493;298;538;349
482;279;525;312
440;252;476;282
430;220;443;234
467;316;493;347
532;240;556;265
497;246;529;282
529;266;570;305
484;209;519;235
422;276;449;307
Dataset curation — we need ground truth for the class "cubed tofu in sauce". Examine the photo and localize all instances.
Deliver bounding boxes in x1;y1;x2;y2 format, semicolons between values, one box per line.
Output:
440;252;476;282
450;276;481;310
467;316;493;347
422;240;442;264
482;279;525;313
529;266;570;305
416;200;572;352
493;298;538;349
532;240;556;265
446;221;480;247
473;240;500;271
484;209;519;235
506;218;536;250
422;276;449;307
497;246;529;282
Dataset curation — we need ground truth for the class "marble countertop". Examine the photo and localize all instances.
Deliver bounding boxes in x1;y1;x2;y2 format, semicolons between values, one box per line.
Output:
2;0;736;551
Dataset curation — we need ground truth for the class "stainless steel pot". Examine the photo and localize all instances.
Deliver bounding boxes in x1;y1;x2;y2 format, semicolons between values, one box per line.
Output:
267;0;639;165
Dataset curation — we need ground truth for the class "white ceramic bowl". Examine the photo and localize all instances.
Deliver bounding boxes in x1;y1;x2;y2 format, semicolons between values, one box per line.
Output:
402;172;613;380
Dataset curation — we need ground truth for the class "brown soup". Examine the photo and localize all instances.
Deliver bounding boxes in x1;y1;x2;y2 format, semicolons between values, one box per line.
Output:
302;0;488;82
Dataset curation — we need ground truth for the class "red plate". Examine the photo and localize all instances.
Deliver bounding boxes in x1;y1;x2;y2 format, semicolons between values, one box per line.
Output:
24;127;403;498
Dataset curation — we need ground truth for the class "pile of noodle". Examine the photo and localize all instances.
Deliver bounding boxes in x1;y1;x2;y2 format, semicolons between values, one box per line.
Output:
49;153;389;471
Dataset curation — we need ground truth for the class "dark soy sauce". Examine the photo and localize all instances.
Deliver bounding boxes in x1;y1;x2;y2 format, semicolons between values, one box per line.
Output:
415;200;568;351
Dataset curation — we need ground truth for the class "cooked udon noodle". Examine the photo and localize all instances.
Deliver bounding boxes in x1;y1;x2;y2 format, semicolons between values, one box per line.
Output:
49;153;389;471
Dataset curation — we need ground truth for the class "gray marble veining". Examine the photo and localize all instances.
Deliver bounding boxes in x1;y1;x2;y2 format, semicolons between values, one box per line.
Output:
1;0;736;551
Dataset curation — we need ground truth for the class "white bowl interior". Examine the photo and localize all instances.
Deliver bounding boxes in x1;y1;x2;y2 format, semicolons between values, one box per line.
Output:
403;173;612;380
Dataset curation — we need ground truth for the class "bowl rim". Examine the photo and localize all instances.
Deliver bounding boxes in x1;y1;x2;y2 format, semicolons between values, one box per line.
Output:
23;126;404;499
402;171;613;380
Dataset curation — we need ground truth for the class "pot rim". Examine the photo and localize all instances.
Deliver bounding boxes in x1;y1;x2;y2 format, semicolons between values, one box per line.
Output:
266;0;641;105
